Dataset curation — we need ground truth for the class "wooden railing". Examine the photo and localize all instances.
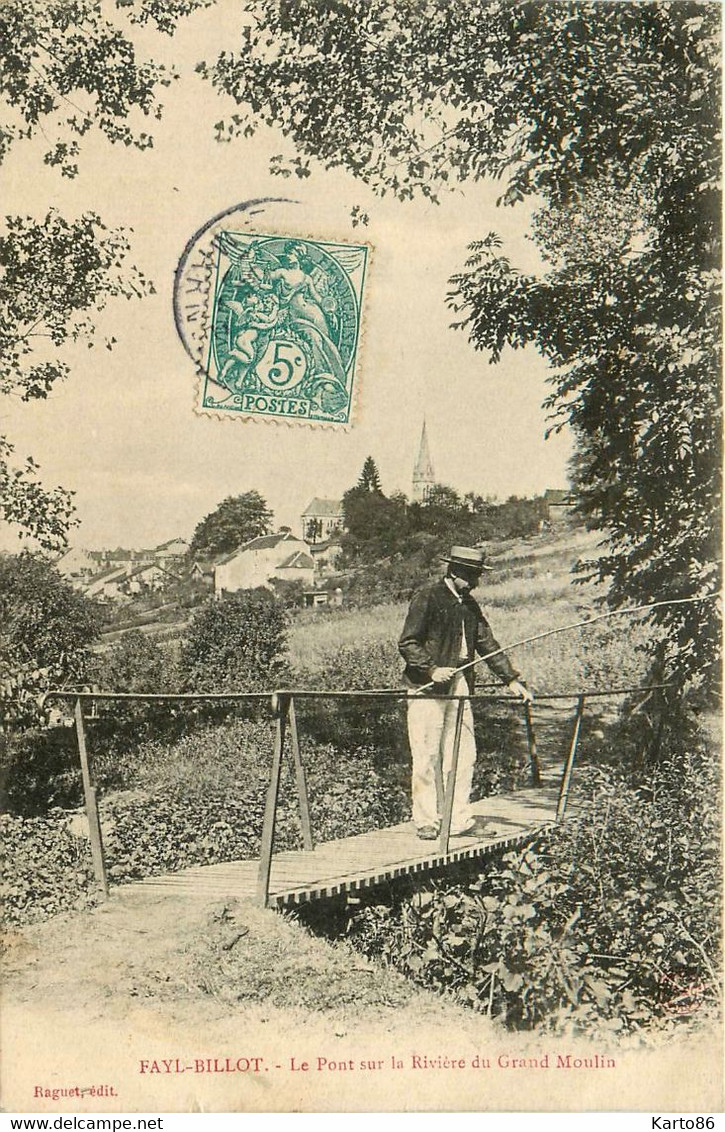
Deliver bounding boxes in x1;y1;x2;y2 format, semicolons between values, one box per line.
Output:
44;684;668;907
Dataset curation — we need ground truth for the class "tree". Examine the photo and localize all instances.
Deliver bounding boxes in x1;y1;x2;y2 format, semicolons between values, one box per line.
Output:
463;492;492;516
0;0;211;176
341;482;411;561
198;1;720;687
409;483;467;540
448;182;719;685
425;484;461;513
189;492;273;558
342;456;405;556
0;0;208;547
304;517;323;544
0;552;102;727
0;211;154;550
179;589;288;692
357;456;382;493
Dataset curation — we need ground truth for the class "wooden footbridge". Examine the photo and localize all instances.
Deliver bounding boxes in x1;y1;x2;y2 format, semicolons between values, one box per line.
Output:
134;780;564;907
46;685;659;909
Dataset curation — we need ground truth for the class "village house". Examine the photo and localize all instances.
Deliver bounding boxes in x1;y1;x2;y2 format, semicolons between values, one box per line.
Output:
300;498;344;542
90;547;149;571
55;546;98;584
301;587;344;610
57;536;191;596
544;488;578;524
189;560;217;588
214;531;315;597
152;537;189;564
121;562;180;596
309;537;344;575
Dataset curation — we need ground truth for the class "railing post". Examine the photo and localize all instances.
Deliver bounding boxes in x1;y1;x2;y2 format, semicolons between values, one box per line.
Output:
256;692;289;907
74;698;109;898
439;697;465;855
556;694;586;821
287;696;314;851
524;701;542;787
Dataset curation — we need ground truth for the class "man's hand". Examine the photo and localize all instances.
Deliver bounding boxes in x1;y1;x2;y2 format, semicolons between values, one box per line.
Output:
508;679;534;704
431;666;456;684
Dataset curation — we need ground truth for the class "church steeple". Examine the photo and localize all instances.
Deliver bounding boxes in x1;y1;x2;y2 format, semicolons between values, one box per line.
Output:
412;419;435;503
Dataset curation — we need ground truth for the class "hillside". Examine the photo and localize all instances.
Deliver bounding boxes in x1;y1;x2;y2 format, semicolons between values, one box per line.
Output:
95;523;603;653
288;524;655;695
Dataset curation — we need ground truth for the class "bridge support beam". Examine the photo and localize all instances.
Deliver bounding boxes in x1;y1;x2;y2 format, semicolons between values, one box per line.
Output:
557;694;586;820
524;702;542;787
256;692;289;907
288;697;313;852
74;698;109;898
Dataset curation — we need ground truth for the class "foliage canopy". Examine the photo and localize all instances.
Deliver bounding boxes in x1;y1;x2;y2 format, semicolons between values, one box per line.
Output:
189;492;274;559
357;456;382;493
0;211;154;549
0;552;102;727
0;0;207;548
179;588;288;692
199;0;721;687
0;0;211;175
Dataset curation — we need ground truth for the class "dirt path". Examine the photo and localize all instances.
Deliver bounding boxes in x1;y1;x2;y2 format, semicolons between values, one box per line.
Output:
2;884;720;1113
1;884;489;1112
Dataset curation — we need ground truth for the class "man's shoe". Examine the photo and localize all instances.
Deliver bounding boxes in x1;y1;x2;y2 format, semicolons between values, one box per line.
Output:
416;825;440;841
452;815;491;838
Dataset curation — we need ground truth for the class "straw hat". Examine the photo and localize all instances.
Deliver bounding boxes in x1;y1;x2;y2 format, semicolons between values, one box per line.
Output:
440;545;493;572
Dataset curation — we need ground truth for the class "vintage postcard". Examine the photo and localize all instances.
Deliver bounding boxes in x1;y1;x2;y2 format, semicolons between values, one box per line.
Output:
1;0;722;1118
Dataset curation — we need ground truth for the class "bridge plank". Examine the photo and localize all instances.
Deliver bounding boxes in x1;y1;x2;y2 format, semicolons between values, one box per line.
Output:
131;783;562;906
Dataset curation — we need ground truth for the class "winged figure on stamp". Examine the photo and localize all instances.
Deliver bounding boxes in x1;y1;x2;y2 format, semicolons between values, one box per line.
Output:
216;236;347;407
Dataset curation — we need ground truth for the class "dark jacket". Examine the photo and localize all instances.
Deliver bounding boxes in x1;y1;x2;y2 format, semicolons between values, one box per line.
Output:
398;579;518;694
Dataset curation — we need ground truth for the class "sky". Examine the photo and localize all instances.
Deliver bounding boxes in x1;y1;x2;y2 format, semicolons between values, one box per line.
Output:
1;1;572;553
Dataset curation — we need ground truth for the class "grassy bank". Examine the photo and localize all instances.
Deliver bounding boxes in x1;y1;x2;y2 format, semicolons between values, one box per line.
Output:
289;526;656;695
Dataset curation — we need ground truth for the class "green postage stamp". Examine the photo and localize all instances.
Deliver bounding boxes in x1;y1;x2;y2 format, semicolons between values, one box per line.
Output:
201;232;367;424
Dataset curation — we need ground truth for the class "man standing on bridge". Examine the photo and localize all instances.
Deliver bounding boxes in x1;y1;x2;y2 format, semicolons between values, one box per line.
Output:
399;545;533;840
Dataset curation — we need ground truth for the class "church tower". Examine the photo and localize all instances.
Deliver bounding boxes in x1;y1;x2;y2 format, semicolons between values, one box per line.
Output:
412;419;435;503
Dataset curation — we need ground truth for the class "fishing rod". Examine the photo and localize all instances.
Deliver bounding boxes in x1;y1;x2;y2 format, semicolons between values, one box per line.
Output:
411;593;721;697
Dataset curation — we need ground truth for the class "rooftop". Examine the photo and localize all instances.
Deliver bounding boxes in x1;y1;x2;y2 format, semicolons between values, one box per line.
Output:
277;551;315;570
84;565;128;587
301;497;344;518
217;531;302;563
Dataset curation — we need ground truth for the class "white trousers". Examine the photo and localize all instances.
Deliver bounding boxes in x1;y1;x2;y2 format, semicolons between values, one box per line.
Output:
407;675;476;833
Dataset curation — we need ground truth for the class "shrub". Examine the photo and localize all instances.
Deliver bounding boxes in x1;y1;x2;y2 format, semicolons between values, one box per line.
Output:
0;725;82;816
102;787;272;880
1;812;96;925
341;556;435;607
292;638;534;795
99;738;409;882
291;639;406;773
302;742;409;840
2;715;412;923
0;552;101;729
83;630;199;771
179;589;288;692
94;629;172;692
348;732;721;1035
471;704;533;796
94;717;409;859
